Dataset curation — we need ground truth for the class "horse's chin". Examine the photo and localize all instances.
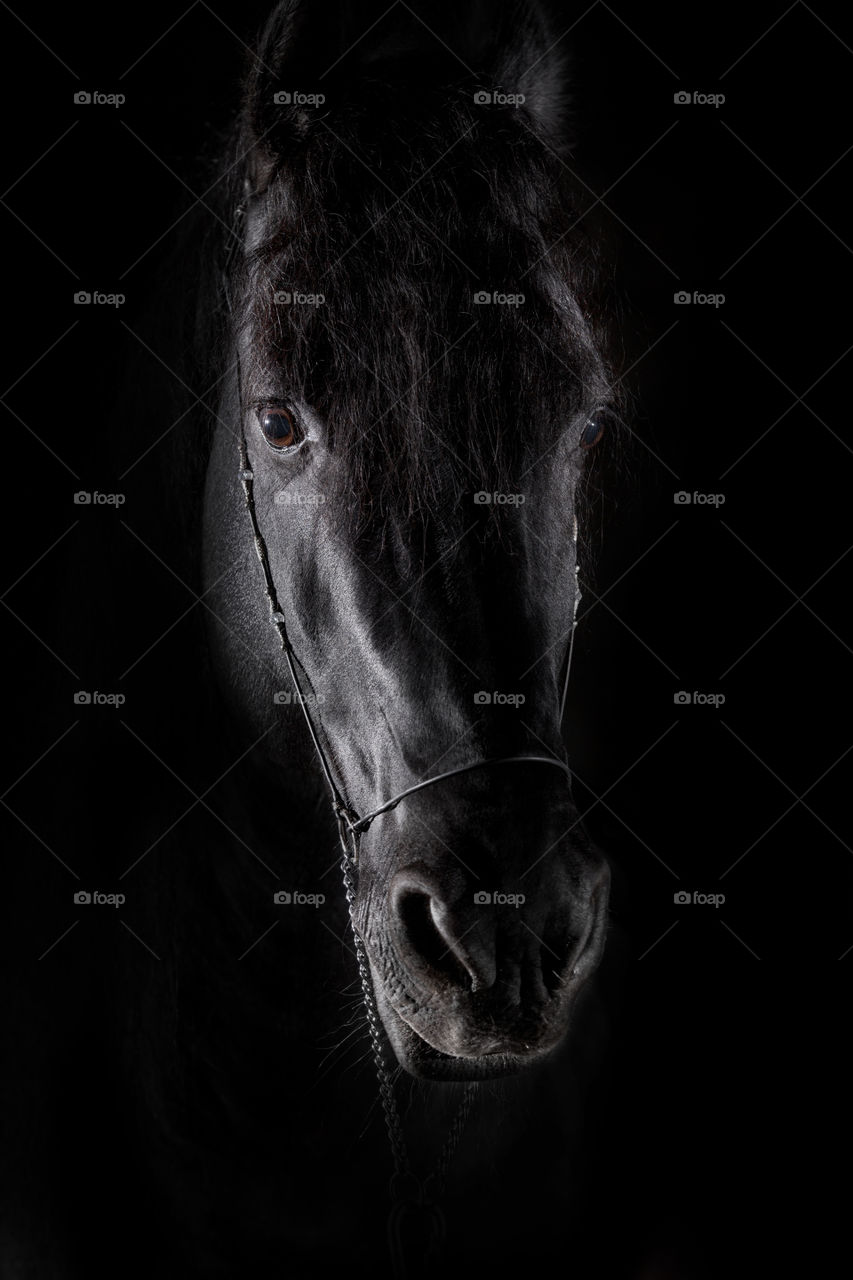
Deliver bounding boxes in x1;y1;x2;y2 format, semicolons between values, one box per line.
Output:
373;986;560;1081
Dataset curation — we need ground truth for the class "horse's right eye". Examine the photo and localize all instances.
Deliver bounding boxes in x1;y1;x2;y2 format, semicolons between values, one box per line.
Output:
259;406;303;450
580;407;614;449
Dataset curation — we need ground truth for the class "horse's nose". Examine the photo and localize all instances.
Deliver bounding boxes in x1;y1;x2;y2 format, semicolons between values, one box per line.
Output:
389;866;498;993
389;861;594;1008
381;857;608;1065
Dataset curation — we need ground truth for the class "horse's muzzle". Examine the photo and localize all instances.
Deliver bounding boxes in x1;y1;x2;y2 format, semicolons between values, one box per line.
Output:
365;854;609;1080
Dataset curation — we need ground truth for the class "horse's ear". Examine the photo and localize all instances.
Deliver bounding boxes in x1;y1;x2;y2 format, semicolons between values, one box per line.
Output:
484;1;573;145
241;0;317;190
242;0;571;188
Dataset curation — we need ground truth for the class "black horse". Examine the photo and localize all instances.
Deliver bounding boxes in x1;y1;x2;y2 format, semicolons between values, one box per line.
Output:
16;3;624;1276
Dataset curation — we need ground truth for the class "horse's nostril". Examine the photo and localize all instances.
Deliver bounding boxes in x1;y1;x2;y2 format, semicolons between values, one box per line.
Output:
391;872;497;995
397;891;472;989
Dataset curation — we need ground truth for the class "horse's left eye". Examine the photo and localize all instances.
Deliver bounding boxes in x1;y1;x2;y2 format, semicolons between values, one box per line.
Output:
580;411;608;449
259;406;302;450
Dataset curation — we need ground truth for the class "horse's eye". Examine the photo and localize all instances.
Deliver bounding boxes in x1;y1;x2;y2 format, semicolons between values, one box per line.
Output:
259;406;302;450
580;411;608;449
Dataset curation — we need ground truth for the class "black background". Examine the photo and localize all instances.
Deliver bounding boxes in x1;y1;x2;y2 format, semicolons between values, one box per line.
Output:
1;2;850;1275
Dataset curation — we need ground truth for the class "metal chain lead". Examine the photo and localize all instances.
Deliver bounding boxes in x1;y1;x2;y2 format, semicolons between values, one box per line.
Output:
432;1082;478;1199
340;836;478;1202
339;839;412;1179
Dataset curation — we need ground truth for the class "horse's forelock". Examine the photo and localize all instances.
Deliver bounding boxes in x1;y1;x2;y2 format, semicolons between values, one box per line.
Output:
235;90;613;531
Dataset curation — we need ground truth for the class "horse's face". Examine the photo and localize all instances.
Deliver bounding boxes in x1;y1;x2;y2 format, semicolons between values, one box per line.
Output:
204;0;614;1079
227;403;609;1080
